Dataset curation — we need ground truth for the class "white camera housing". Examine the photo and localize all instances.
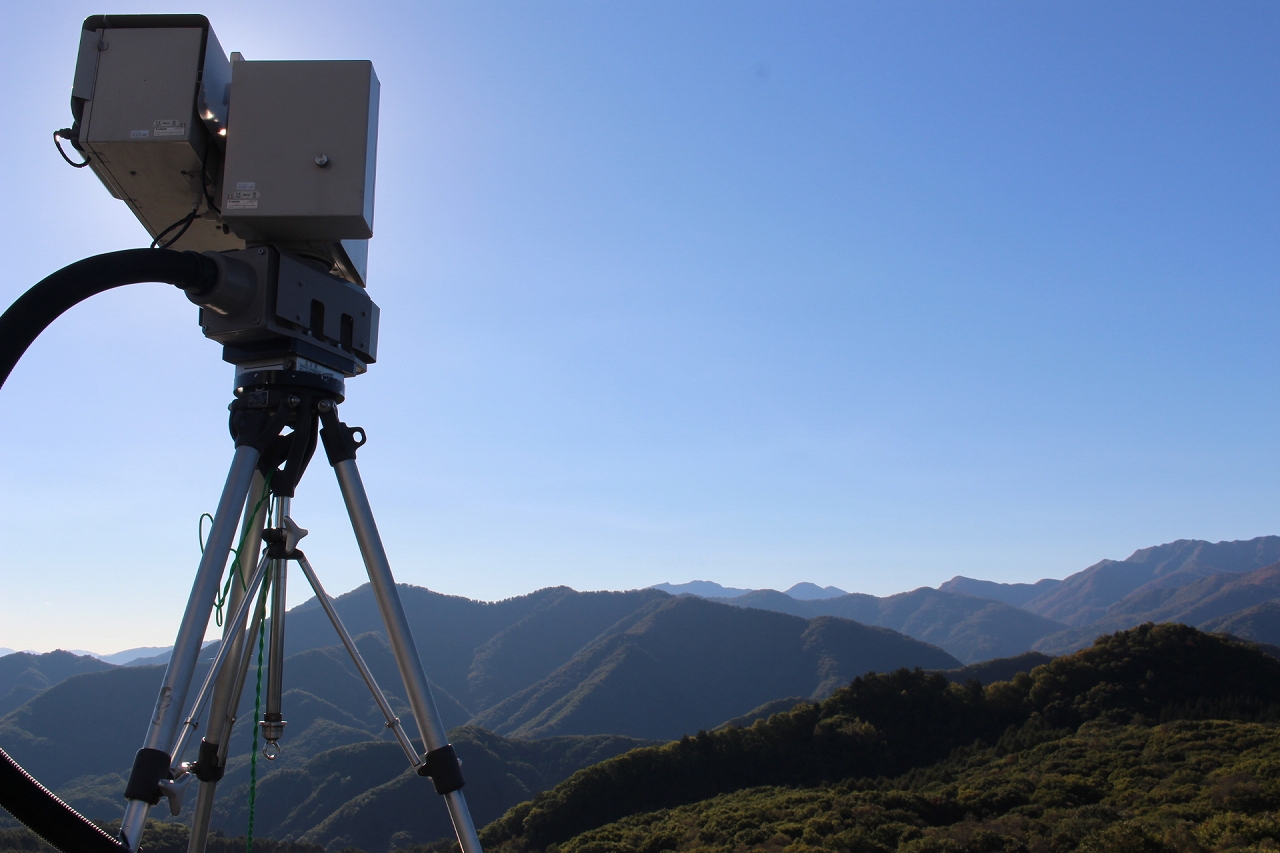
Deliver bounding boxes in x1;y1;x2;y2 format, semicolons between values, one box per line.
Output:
69;15;377;286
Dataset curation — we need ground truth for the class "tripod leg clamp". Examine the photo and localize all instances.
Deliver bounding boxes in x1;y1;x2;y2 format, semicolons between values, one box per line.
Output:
123;748;173;805
191;739;224;783
318;402;366;465
230;401;291;452
418;744;465;794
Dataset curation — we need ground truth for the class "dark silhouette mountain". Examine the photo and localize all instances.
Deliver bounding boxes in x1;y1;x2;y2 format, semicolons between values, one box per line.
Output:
0;650;116;716
0;663;176;789
1020;536;1280;627
470;596;958;739
707;587;1066;663
463;589;671;711
283;586;677;714
1201;600;1280;646
938;576;1061;607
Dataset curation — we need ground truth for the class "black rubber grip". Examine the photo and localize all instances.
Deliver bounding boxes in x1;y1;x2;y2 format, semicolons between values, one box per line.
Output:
123;747;172;805
418;744;466;794
192;738;224;783
0;745;128;853
0;249;216;390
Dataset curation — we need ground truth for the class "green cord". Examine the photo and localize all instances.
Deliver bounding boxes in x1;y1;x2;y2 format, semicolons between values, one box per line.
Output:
196;473;275;851
206;473;274;627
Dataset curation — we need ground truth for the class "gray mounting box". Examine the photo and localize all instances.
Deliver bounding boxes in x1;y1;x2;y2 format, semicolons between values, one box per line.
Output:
72;15;242;252
221;60;379;242
200;246;379;375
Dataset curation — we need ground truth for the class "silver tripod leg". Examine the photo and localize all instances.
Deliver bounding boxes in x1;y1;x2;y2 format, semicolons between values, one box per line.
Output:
171;552;271;764
295;553;422;768
120;445;260;852
187;471;271;853
332;456;484;853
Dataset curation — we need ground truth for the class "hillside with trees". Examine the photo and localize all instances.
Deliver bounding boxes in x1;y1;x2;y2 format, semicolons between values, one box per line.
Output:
0;591;955;848
3;624;1278;853
460;624;1280;853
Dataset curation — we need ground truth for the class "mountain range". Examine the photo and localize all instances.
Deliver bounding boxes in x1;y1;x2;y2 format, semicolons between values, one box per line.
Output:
649;581;847;600
7;535;1280;852
0;586;957;850
670;536;1280;661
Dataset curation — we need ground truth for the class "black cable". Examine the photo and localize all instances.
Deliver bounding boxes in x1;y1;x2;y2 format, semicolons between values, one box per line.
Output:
0;248;218;390
201;143;221;215
53;129;90;168
154;142;219;248
0;745;128;853
150;209;200;249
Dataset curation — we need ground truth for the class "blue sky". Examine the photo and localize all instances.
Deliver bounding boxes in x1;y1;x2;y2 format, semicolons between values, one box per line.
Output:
0;2;1277;653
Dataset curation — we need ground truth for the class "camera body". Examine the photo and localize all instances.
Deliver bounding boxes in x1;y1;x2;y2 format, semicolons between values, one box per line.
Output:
69;15;381;377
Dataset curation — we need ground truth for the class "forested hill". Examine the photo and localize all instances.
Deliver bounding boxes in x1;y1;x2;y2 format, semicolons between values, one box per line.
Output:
464;624;1280;853
0;589;957;850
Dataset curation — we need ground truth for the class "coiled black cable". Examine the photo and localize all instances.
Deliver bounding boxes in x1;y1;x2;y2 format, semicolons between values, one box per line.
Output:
0;248;218;390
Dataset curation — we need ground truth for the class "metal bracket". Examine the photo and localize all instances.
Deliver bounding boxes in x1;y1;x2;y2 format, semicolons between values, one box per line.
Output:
263;516;308;559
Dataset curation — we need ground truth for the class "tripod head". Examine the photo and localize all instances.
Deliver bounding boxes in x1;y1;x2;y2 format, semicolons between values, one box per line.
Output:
229;365;356;498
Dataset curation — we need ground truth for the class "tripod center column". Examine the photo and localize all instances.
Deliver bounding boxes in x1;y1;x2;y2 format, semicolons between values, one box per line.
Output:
261;495;289;758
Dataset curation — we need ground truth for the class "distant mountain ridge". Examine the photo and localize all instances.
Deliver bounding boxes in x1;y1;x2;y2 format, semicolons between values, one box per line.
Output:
0;650;115;717
1031;560;1280;654
938;576;1062;607
1019;537;1280;625
649;581;755;597
647;580;847;600
664;536;1280;660
706;586;1067;664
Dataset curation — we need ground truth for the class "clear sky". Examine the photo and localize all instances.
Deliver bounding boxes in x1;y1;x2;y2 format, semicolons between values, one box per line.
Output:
0;2;1277;654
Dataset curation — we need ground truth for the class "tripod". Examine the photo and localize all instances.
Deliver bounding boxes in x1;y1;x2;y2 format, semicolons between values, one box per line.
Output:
115;365;482;853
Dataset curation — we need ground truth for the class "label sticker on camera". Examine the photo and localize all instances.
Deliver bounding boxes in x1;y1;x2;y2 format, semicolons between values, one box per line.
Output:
130;130;149;138
153;120;186;138
226;190;260;210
